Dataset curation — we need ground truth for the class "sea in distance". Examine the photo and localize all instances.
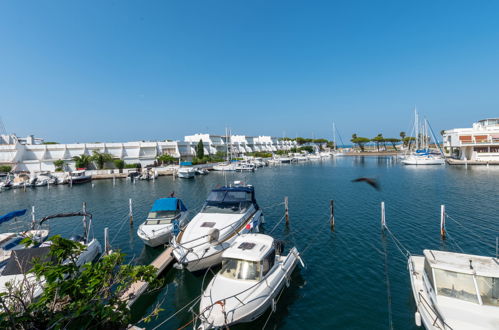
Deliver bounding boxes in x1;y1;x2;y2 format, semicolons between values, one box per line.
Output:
1;156;498;329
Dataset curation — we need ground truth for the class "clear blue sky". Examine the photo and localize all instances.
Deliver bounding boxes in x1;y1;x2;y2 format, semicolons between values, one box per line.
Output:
1;1;499;143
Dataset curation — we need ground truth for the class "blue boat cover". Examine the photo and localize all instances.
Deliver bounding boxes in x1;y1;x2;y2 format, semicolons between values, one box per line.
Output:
180;161;192;166
150;198;187;212
0;209;27;225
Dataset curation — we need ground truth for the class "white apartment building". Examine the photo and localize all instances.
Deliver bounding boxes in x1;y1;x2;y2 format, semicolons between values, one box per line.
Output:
443;118;499;162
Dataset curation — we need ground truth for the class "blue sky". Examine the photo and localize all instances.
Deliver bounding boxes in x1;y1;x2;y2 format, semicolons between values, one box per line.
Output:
1;1;499;143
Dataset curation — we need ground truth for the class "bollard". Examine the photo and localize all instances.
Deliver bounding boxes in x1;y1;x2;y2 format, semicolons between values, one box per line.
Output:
129;198;133;225
440;205;446;240
284;197;289;224
330;200;335;231
381;201;386;229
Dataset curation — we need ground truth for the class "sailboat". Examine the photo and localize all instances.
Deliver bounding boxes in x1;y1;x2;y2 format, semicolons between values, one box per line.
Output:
331;122;345;156
402;110;445;165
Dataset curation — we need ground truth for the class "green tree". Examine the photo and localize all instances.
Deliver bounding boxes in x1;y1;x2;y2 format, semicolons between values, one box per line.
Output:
299;146;314;153
403;136;416;149
53;159;65;172
0;235;161;329
91;151;114;170
372;134;385;152
113;159;125;173
156;154;177;165
196;139;205;159
384;138;401;151
351;134;370;152
0;165;12;173
399;131;406;141
72;154;92;169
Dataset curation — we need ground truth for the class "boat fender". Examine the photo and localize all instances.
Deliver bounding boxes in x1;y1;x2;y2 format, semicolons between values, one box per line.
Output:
285;275;290;288
415;311;422;327
271;298;277;313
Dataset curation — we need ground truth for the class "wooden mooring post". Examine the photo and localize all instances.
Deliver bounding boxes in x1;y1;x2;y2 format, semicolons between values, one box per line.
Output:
129;198;133;225
440;204;446;240
104;227;110;254
284;197;289;224
330;200;335;231
381;201;386;230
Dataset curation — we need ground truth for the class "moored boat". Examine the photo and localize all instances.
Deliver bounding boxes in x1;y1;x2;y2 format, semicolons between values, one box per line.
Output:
197;233;303;329
172;181;263;272
178;167;196;178
137;197;189;247
70;170;92;184
408;249;499;329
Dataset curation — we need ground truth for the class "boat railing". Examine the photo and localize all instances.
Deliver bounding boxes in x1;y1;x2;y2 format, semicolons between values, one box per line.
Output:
417;291;454;330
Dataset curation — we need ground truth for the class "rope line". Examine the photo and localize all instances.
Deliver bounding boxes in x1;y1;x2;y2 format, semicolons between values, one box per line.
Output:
383;225;412;258
150;295;202;330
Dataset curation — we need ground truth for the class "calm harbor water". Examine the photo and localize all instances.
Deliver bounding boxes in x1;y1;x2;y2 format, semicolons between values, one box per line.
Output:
1;157;499;329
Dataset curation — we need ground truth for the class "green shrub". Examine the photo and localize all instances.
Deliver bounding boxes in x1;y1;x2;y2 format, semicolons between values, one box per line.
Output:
0;165;12;173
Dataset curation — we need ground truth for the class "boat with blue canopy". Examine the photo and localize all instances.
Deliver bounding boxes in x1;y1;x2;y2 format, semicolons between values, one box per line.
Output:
137;197;190;247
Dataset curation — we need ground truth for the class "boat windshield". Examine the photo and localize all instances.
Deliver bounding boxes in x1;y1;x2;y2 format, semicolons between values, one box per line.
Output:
476;275;499;306
202;190;253;214
220;258;261;281
434;269;479;303
146;210;179;224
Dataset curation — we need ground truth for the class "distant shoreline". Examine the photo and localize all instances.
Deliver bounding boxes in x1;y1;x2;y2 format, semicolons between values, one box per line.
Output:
342;151;402;156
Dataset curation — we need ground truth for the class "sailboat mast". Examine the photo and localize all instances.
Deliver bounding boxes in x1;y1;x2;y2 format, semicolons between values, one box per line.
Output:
415;109;419;151
333;122;337;151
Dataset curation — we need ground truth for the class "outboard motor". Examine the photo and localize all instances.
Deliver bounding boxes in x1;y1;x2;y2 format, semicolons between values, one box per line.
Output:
274;240;285;255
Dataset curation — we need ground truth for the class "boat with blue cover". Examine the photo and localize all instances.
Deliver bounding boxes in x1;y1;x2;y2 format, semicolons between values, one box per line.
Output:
172;181;263;272
137;197;189;247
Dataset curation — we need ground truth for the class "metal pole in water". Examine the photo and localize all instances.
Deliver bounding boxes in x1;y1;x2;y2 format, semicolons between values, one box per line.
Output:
129;198;133;225
285;196;289;224
381;201;386;229
496;237;498;259
330;200;335;231
440;205;446;240
31;205;36;229
104;227;110;254
113;175;116;186
82;202;88;239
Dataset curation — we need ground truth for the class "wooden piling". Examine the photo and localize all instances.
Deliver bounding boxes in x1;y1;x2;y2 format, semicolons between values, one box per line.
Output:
440;205;446;240
381;201;386;229
284;197;289;224
104;227;110;254
330;200;335;231
129;198;133;225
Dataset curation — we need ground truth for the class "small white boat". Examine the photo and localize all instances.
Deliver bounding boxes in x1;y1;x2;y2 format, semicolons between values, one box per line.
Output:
70;170;92;184
307;154;321;160
212;162;237;171
11;173;34;189
178;167;196;179
278;157;292;164
195;168;209;175
172;181;263;272
197;234;303;329
138;169;158;180
34;172;57;187
137;197;189;247
402;154;445;165
235;162;255;172
409;249;499;330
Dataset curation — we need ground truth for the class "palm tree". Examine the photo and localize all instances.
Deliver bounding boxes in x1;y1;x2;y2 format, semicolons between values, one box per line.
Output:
372;133;385;152
91;151;114;170
399;131;406;140
72;154;92;169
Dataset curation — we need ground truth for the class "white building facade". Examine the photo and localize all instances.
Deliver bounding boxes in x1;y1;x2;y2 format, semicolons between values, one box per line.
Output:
0;133;296;172
443;118;499;161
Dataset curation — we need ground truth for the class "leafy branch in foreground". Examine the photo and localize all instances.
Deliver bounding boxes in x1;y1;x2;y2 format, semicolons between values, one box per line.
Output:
0;235;162;330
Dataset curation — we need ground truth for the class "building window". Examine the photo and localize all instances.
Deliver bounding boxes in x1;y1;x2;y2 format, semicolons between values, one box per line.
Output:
490;147;499;153
474;147;488;153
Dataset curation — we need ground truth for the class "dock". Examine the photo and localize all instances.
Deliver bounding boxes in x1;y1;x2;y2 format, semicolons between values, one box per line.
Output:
446;159;499;165
121;246;175;307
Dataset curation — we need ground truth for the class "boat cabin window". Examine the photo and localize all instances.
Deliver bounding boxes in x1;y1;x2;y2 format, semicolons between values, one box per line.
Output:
221;258;261;281
262;249;276;276
202;191;253;214
476;275;499;306
146;210;179;224
434;269;479;304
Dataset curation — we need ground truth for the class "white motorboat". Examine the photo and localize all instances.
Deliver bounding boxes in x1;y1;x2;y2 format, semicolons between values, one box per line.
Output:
235;162;255;172
70;170;92;184
0;211;101;303
11;173;34;189
307;153;321;160
195;168;209;175
172;181;263;272
408;249;499;330
178;167;196;179
34;172;57;187
138;168;158;180
212;162;237;171
0;209;49;266
197;234;303;329
277;157;292;164
402;154;445;165
137;197;189;247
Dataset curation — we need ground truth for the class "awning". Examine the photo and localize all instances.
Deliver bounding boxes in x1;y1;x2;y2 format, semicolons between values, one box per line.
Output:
150;198;187;212
0;209;27;225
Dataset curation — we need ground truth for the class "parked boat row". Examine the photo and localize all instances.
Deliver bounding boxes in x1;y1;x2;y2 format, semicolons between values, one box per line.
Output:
135;181;304;328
